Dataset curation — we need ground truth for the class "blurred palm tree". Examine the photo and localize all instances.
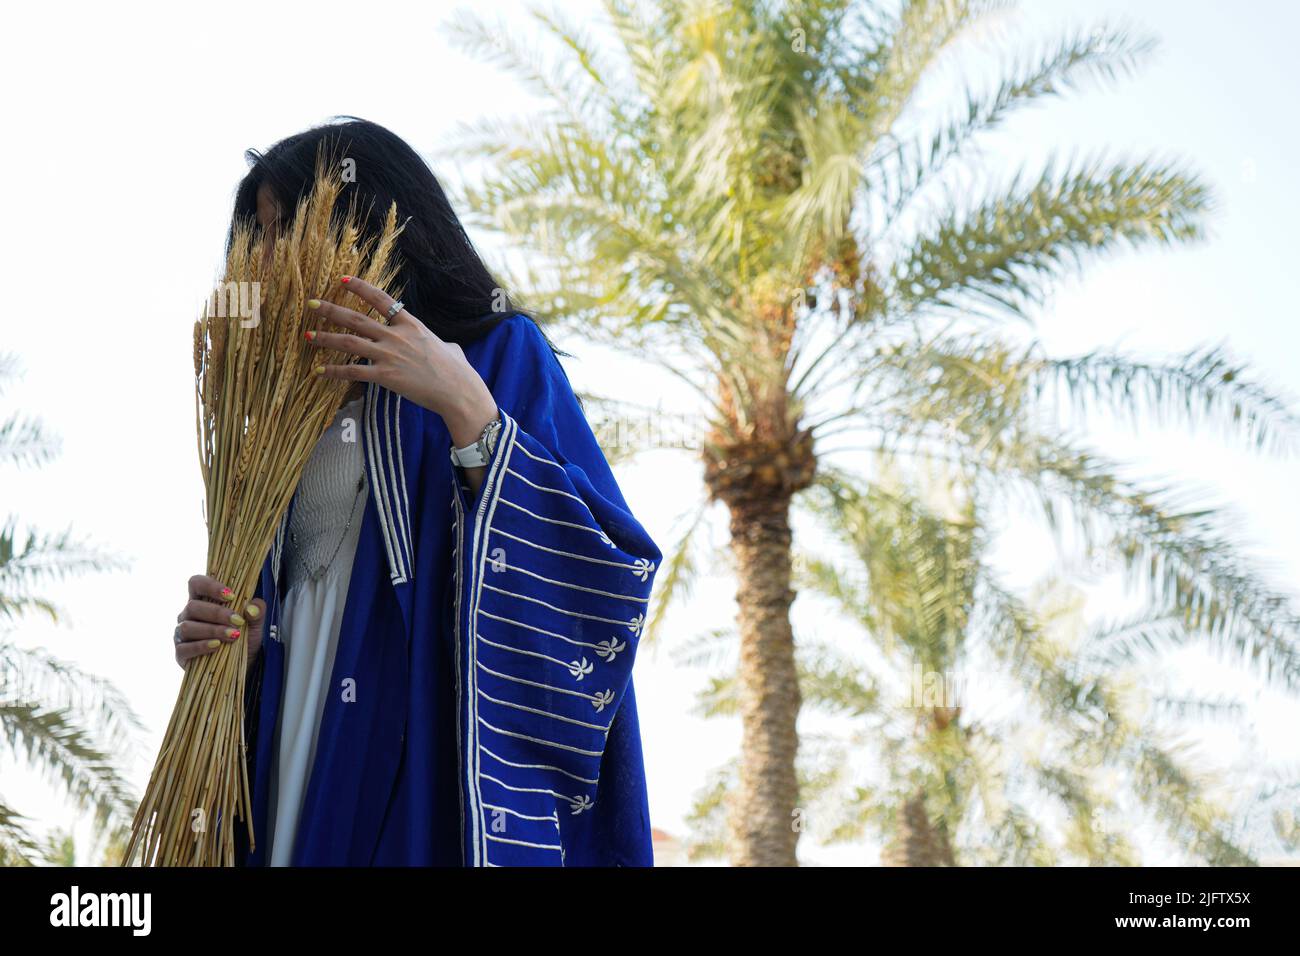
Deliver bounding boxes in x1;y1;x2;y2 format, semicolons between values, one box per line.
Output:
445;0;1300;864
683;463;1300;864
0;353;140;866
29;826;130;866
36;828;77;867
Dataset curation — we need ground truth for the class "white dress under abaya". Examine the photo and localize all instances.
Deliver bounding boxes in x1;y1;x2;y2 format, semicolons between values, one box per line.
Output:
266;395;368;866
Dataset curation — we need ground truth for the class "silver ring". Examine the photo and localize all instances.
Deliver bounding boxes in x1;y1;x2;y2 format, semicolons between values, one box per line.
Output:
173;625;183;645
385;300;405;320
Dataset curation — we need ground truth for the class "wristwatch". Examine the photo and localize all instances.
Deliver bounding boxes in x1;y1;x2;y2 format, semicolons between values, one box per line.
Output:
451;410;503;468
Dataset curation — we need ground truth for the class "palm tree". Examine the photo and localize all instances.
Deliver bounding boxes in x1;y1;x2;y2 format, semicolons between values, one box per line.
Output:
0;352;140;866
680;464;1300;865
801;467;1296;864
444;0;1300;864
28;826;131;866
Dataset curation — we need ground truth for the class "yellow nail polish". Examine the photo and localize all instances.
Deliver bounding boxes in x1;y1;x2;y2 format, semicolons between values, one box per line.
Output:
245;604;260;619
307;298;321;309
230;613;246;628
314;365;325;375
207;640;221;648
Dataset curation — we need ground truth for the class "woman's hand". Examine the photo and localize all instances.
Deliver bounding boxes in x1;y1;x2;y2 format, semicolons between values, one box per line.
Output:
305;276;499;449
175;574;266;673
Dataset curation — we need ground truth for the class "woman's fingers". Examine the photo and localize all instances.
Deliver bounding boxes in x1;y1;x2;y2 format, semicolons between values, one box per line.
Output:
304;297;388;377
313;361;376;382
305;328;382;362
181;576;240;631
338;275;430;336
176;635;225;666
188;573;235;603
174;605;263;671
177;618;239;644
306;297;390;341
176;574;249;669
174;614;234;669
178;597;238;627
244;598;267;664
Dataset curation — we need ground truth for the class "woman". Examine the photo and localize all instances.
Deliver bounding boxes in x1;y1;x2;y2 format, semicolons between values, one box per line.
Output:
171;118;661;867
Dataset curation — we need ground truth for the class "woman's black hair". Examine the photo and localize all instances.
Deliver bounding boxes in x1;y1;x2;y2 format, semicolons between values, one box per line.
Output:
227;116;541;349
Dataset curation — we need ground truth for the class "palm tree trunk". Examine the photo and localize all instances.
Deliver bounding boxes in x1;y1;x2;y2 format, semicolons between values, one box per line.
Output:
725;491;802;866
881;786;956;867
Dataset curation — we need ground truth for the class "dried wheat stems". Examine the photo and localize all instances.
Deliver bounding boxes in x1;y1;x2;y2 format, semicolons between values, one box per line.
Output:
124;147;404;866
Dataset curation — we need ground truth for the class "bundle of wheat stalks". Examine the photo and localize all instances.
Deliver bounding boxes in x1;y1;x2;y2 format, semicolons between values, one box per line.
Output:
123;153;405;866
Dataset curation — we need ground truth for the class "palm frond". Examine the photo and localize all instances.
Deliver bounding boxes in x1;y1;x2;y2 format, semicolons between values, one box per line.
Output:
444;7;619;125
0;799;41;866
0;642;146;754
0;519;129;624
0;702;138;838
0;413;60;469
644;497;715;646
1128;741;1256;866
872;24;1156;224
866;0;1008;141
984;434;1300;690
891;156;1212;321
1040;343;1300;454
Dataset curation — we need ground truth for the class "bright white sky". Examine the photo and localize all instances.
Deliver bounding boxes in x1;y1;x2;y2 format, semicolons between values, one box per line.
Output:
2;0;1298;866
